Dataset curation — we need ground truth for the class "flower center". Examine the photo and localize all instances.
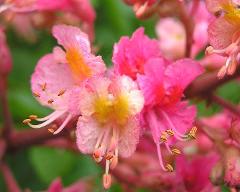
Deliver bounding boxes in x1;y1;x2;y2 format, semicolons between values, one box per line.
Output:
94;94;130;126
65;48;92;82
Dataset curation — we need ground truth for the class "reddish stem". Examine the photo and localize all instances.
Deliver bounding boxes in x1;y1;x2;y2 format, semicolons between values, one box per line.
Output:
0;76;13;139
211;94;240;116
0;161;21;192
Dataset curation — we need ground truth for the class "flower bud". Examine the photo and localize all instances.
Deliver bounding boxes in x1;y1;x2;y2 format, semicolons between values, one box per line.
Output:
210;161;224;185
224;147;240;187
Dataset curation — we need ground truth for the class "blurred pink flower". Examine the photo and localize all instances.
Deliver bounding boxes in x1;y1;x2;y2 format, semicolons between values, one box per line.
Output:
175;153;220;192
138;58;204;171
75;75;144;189
155;18;186;60
206;0;240;78
0;26;12;76
155;2;212;60
113;27;161;80
224;147;240;187
25;24;105;134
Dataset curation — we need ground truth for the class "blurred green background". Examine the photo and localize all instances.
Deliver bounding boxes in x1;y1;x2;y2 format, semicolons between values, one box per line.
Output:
0;0;240;191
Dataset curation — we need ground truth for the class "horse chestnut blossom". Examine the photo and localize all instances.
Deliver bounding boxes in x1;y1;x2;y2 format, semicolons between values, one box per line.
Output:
113;28;204;171
75;75;144;189
23;24;105;134
206;0;240;78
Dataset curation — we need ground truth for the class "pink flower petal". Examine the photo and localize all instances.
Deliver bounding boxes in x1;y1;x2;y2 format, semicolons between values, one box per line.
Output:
52;24;91;53
164;59;204;91
76;116;102;154
208;17;238;49
118;116;141;157
31;54;74;109
113;27;161;79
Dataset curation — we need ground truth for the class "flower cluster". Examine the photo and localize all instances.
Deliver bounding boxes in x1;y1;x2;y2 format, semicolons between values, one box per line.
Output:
23;24;204;189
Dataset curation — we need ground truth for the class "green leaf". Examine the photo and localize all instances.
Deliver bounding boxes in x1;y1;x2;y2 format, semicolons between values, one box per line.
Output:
29;147;77;184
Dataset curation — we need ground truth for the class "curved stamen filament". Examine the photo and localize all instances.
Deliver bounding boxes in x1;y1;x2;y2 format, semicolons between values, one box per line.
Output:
160;110;187;141
35;110;62;122
53;114;72;134
27;110;66;129
156;143;168;171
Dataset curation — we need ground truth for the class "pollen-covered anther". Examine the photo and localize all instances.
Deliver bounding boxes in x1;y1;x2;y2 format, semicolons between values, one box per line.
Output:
160;132;168;142
29;115;38;120
103;173;112;189
171;148;181;155
48;99;54;104
48;128;55;133
41;83;47;91
105;153;114;160
166;164;174;172
110;156;118;170
57;90;66;96
166;129;174;136
93;149;103;162
23;119;31;124
205;46;214;55
188;126;197;139
33;92;40;97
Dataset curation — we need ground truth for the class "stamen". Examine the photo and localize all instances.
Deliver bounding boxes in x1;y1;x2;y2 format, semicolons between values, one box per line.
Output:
36;111;62;122
166;129;174;136
33;92;40;97
29;115;38;120
160;132;168;143
166;164;174;172
160;110;187;141
53;114;72;134
23;119;31;124
41;83;47;91
48;99;54;104
217;65;227;79
105;153;114;160
110;148;118;170
171;148;181;155
188;126;197;139
48;128;54;133
156;143;168;171
165;143;172;154
57;90;66;96
103;173;112;189
27;110;65;129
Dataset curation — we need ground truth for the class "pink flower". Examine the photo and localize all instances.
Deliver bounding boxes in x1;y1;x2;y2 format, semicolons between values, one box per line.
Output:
24;24;106;134
0;26;12;76
155;18;186;60
224;147;240;187
113;27;161;80
206;0;240;78
155;2;212;60
191;1;213;58
75;75;144;189
137;58;203;171
175;153;220;192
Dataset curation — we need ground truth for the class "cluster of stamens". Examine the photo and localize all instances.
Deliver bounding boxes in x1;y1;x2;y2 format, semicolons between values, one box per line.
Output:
92;128;119;189
206;36;240;79
23;82;72;135
158;126;197;172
